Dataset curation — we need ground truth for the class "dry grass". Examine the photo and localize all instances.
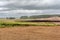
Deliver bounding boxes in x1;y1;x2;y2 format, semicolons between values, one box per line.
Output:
0;26;60;40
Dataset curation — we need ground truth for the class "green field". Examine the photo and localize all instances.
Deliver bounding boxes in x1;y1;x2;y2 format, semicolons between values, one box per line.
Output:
0;19;59;28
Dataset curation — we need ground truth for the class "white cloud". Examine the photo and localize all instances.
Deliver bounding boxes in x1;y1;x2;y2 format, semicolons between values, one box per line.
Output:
1;9;60;14
0;9;42;16
5;9;41;14
0;1;15;6
0;7;9;10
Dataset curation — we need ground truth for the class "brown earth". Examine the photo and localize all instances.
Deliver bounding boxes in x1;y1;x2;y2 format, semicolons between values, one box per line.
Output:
0;26;60;40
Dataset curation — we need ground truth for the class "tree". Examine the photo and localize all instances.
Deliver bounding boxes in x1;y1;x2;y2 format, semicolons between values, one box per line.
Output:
6;17;15;19
20;16;28;19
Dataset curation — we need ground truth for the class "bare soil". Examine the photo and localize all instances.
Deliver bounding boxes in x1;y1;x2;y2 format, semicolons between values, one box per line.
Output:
0;26;60;40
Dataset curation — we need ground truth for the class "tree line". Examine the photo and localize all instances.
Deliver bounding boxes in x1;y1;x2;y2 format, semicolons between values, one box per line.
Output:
6;15;60;19
20;15;60;19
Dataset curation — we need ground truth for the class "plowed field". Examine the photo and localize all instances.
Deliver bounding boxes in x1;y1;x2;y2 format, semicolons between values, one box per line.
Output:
0;26;60;40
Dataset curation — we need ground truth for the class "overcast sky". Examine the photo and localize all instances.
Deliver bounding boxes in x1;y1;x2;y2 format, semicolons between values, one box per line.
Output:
0;0;60;18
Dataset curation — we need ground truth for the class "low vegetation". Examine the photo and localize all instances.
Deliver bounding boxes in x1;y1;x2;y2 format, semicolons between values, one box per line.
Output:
0;19;59;28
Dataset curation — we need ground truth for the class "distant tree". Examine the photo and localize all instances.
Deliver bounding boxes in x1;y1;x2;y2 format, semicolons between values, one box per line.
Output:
6;17;15;19
29;15;56;19
20;16;28;19
29;16;38;19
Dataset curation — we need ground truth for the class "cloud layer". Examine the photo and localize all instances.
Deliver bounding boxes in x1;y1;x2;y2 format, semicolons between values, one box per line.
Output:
0;0;60;18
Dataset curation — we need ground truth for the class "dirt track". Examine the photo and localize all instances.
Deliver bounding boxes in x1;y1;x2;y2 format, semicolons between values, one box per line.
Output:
0;26;60;40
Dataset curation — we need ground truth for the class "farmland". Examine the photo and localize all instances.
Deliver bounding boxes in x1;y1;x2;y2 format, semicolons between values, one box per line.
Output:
0;19;60;28
0;26;60;40
0;19;60;40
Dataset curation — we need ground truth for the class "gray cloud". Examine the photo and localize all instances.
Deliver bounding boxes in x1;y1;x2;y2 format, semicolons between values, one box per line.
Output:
2;0;60;10
1;0;60;10
0;0;60;18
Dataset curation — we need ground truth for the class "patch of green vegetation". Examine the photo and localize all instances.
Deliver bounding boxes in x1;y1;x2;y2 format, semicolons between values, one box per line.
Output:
0;21;58;28
0;19;59;28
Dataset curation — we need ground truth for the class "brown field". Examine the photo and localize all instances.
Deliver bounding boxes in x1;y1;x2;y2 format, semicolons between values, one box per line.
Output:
0;26;60;40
